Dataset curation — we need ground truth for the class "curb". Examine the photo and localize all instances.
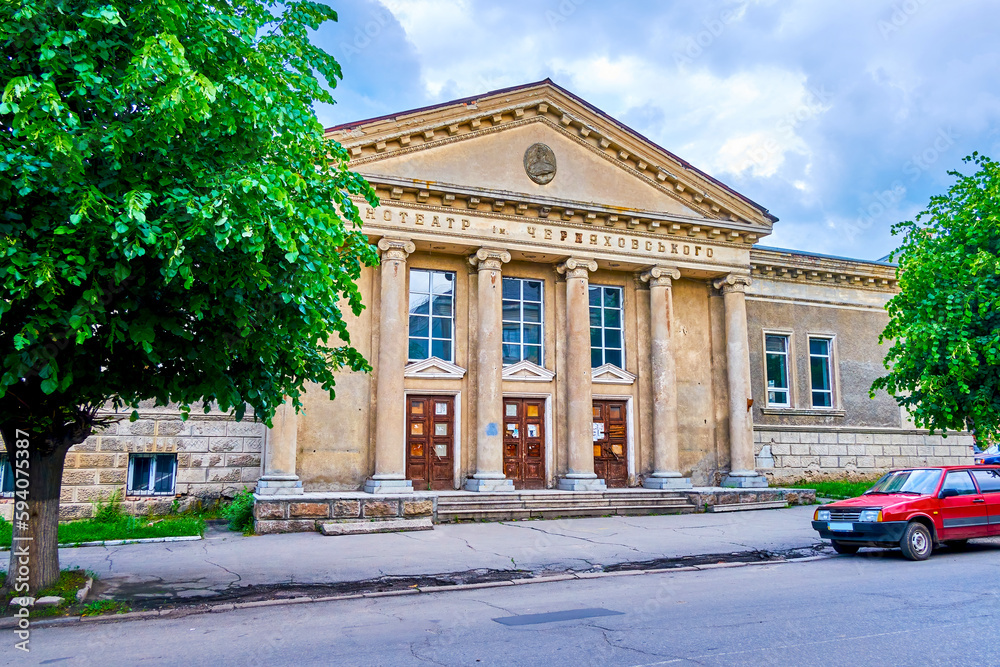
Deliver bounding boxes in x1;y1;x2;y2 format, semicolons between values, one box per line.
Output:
0;535;202;552
0;552;835;629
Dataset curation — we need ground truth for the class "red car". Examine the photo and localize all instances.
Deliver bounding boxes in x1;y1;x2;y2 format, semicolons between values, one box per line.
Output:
812;466;1000;561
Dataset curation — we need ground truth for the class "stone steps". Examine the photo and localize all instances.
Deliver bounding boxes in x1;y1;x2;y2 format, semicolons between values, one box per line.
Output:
435;490;696;522
438;498;690;511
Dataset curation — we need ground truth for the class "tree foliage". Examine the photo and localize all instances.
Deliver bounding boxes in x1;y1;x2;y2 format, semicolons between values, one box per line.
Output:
873;153;1000;441
1;0;379;442
0;0;378;593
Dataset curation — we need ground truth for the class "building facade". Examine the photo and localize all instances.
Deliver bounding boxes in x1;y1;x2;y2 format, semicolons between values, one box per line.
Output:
254;80;972;501
0;81;973;522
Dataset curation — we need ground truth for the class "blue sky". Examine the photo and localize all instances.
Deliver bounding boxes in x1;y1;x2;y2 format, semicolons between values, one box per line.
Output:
307;0;1000;260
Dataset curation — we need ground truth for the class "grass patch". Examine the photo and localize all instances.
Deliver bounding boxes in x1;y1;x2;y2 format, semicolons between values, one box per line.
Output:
0;516;203;548
1;569;90;618
55;516;204;545
81;600;131;616
778;479;879;500
0;493;203;548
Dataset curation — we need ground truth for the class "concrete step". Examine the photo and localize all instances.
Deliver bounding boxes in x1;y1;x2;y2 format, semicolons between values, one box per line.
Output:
436;499;691;514
707;500;789;513
320;518;434;535
438;505;696;522
436;492;688;505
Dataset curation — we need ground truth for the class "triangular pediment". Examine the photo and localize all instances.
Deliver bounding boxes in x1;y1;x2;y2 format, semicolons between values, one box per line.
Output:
328;80;775;230
502;360;555;382
404;357;467;380
591;364;637;385
357;119;704;218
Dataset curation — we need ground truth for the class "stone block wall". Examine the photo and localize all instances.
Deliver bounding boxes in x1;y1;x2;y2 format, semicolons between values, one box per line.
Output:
254;494;437;534
755;427;975;483
0;410;263;521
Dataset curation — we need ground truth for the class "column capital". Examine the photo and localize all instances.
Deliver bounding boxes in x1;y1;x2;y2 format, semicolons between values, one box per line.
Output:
469;247;511;271
640;265;681;288
713;273;752;294
555;257;598;279
377;237;415;261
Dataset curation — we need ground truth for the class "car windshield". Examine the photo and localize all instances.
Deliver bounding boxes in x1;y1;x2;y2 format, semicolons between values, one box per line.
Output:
864;469;942;496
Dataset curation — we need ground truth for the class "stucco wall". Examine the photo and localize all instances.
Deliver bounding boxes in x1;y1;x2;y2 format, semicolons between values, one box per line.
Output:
746;276;899;429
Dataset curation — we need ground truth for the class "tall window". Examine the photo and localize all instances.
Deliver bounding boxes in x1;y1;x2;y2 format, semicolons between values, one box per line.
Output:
502;277;544;365
0;454;12;496
590;286;624;368
809;337;834;408
127;453;177;495
409;270;455;362
765;334;790;407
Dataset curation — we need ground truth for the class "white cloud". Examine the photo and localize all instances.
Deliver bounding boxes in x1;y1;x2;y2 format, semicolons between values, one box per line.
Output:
329;0;1000;259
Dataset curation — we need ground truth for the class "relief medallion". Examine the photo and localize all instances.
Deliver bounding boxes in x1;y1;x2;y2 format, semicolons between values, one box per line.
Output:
523;143;557;185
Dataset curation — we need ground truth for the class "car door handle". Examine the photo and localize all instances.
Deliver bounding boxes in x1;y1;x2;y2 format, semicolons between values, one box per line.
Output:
973;498;986;503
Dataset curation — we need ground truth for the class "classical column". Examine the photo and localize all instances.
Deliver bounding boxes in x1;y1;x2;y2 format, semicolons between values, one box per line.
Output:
713;273;767;488
641;266;691;489
556;257;606;491
364;237;416;494
465;247;515;492
256;399;303;495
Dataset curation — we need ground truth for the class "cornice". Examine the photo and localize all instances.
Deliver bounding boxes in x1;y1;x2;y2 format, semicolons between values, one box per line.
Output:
354;184;762;249
330;92;774;229
750;247;898;293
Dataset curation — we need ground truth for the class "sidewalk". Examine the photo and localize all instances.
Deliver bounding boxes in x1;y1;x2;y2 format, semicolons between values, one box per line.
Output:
58;505;822;602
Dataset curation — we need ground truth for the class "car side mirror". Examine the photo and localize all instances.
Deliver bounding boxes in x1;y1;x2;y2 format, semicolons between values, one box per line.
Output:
939;488;959;499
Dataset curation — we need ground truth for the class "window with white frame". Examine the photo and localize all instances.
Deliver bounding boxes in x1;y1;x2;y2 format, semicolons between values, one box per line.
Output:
589;285;624;368
809;337;834;408
408;269;455;362
502;277;544;365
765;333;791;407
127;454;177;495
0;454;12;496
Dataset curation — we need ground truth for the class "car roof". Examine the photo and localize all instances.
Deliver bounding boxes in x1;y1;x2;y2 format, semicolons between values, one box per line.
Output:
886;465;1000;472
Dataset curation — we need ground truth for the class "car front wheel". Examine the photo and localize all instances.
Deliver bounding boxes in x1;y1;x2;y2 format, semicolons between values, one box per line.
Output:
900;522;933;561
832;541;860;555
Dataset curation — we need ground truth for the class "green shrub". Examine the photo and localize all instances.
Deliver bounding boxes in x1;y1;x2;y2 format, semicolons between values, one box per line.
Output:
92;489;127;524
221;487;255;534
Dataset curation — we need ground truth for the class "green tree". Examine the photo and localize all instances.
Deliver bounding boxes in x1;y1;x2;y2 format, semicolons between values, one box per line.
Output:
873;153;1000;442
0;0;378;594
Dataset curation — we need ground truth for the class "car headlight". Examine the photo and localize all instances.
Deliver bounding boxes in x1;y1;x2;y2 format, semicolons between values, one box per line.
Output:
816;509;831;521
859;509;882;522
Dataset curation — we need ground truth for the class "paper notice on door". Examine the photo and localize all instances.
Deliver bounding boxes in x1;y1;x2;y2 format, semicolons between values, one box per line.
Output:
593;423;604;441
527;424;538;438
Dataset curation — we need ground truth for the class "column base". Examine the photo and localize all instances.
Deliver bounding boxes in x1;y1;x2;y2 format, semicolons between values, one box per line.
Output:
557;476;607;491
464;477;515;492
643;475;692;489
255;477;304;496
722;472;768;488
363;478;414;494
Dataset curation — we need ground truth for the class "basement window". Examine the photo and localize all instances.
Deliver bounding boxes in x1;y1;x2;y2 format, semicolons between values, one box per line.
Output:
127;454;177;495
0;454;12;496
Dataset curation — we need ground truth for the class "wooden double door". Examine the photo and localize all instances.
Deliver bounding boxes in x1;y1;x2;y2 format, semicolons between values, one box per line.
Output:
503;398;546;490
593;400;628;488
406;395;455;491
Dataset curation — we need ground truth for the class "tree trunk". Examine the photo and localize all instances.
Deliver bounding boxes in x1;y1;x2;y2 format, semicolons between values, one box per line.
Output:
1;426;72;597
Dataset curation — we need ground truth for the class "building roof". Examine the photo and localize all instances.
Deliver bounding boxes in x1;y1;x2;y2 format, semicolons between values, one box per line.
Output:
753;245;897;268
327;79;777;224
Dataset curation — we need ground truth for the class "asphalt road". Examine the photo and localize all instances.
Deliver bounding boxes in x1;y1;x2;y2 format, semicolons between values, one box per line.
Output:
9;542;1000;666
